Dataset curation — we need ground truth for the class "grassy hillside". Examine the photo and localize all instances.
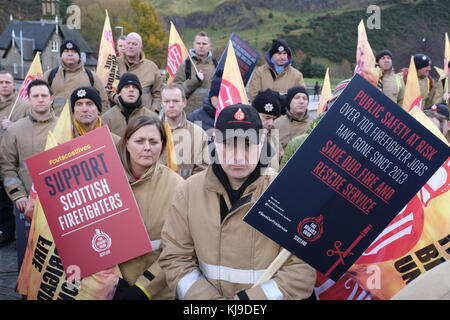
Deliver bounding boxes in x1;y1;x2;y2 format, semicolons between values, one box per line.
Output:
168;0;449;78
150;0;228;16
2;0;448;80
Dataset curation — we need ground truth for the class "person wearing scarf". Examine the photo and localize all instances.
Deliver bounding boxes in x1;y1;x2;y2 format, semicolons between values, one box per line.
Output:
102;73;158;138
160;104;316;300
249;39;305;102
70;86;120;144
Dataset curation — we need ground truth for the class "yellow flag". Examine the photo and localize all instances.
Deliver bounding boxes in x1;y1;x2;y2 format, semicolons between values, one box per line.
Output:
330;106;450;300
444;32;450;78
18;52;43;100
51;102;73;145
167;21;189;83
317;68;331;115
96;10;120;93
402;56;422;111
164;119;178;172
17;106;120;300
354;20;380;86
434;66;444;79
442;32;450;94
409;107;449;145
217;41;248;118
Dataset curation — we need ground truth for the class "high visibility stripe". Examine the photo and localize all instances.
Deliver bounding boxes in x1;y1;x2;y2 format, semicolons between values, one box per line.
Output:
134;282;152;300
260;279;284;300
176;269;203;300
396;75;402;93
3;177;22;186
199;260;266;285
151;239;162;251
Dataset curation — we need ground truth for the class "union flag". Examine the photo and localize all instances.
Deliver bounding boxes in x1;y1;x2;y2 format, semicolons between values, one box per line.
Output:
317;68;331;115
314;107;449;300
216;41;248;120
18;52;43;100
402;57;422;111
166;22;189;83
96;10;120;92
354;20;380;87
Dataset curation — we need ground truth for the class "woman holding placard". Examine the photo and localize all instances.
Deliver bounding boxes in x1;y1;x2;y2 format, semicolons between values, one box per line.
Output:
113;115;183;300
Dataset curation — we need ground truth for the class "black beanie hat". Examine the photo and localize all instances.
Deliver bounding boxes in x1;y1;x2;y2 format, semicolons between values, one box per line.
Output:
414;54;431;70
269;39;292;57
71;86;102;113
60;39;81;56
375;49;393;63
118;73;143;95
286;86;309;109
252;89;282;117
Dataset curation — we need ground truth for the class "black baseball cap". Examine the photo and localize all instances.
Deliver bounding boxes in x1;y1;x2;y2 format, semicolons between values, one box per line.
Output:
214;104;263;144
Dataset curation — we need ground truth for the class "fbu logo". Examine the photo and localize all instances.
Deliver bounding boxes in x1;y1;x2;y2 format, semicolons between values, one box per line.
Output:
297;214;325;242
92;229;112;253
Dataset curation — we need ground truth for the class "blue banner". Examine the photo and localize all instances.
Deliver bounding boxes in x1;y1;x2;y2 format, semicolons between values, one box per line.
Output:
213;33;260;86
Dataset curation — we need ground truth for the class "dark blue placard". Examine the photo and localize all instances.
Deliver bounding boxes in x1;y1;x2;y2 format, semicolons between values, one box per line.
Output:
244;74;450;281
213;33;260;86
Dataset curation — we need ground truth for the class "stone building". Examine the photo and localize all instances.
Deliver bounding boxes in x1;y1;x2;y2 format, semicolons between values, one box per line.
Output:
0;19;97;80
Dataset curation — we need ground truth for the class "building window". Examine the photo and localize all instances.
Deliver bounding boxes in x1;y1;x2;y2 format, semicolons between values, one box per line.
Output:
13;63;18;74
51;41;58;52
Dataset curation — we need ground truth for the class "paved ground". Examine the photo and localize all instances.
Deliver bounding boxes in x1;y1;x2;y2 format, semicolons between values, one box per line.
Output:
0;241;22;300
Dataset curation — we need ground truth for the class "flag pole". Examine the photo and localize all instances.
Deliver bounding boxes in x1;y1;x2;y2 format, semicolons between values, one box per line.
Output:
7;94;20;120
252;248;291;287
20;29;24;79
187;52;200;75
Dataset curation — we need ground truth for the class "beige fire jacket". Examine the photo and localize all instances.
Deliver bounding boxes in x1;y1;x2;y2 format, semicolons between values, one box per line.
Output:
159;166;316;300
